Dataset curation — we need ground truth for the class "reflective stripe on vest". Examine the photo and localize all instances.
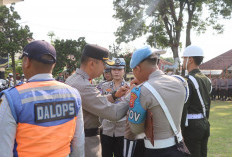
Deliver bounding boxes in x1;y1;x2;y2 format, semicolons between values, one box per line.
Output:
2;80;81;157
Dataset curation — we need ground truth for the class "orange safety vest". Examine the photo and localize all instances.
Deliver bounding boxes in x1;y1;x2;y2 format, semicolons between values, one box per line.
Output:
2;80;81;157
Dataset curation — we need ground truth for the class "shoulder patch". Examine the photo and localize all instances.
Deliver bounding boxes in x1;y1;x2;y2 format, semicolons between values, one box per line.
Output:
129;92;137;108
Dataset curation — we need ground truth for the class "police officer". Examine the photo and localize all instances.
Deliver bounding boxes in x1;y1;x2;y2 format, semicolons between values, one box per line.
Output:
97;65;112;93
211;77;216;100
65;44;130;157
216;76;221;100
0;40;84;157
228;74;232;101
126;46;188;157
100;58;129;157
220;76;228;101
8;73;14;87
181;45;211;157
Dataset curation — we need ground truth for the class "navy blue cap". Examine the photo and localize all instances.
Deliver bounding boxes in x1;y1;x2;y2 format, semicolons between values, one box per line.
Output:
21;40;56;64
130;46;152;69
82;44;114;65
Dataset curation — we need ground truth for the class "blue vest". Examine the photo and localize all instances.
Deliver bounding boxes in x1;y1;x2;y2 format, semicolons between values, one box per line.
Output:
128;86;146;124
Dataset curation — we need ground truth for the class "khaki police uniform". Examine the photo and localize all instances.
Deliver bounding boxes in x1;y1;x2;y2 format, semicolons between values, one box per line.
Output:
216;78;221;99
181;69;211;157
228;78;232;100
65;68;129;157
128;70;187;157
211;78;216;100
101;80;129;136
97;80;107;93
220;78;228;101
100;80;129;157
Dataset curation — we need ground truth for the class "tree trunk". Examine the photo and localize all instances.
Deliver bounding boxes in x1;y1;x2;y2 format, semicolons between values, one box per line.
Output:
171;46;179;59
186;2;195;47
186;21;191;46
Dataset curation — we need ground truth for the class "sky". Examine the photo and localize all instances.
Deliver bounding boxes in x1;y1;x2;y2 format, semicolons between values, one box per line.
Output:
11;0;232;63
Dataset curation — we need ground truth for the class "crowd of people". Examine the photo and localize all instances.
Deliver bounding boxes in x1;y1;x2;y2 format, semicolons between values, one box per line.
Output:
211;76;232;101
0;73;26;91
0;40;214;157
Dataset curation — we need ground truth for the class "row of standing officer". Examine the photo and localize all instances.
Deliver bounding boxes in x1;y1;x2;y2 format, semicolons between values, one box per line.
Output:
211;76;232;101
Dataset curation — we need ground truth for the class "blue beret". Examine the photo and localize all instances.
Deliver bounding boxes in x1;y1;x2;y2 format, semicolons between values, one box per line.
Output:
130;46;152;69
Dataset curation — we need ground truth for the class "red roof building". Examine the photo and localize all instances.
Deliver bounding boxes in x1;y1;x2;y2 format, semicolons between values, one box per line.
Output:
158;59;173;71
200;49;232;71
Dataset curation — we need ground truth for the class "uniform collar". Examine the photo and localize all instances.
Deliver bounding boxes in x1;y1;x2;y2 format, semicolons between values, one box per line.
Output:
28;73;54;81
188;69;200;75
148;70;165;79
76;68;90;80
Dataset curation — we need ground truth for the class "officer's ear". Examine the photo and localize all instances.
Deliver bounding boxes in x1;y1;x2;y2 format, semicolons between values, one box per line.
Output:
23;56;31;69
188;57;194;64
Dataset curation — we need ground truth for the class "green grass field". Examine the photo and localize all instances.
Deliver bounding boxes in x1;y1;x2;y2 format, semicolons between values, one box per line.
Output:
208;100;232;157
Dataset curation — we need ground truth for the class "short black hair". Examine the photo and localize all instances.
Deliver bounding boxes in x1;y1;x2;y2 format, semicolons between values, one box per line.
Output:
81;54;90;64
192;56;203;66
142;54;158;66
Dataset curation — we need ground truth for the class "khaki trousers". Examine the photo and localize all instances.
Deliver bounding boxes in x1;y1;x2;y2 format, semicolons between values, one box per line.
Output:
85;135;101;157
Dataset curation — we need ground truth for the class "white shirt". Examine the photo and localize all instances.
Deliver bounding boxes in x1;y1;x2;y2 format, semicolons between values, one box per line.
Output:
0;73;85;157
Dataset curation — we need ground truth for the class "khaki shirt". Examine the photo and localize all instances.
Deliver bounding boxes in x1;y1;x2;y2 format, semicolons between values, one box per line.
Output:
212;78;216;88
220;79;228;90
101;80;129;137
228;79;232;89
128;70;187;140
216;78;220;89
65;68;129;129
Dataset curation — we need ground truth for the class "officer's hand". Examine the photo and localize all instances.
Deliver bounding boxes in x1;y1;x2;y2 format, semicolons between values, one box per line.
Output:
130;78;143;86
115;85;130;98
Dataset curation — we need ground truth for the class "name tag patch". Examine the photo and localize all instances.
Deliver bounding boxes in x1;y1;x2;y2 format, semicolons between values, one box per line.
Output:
34;101;76;123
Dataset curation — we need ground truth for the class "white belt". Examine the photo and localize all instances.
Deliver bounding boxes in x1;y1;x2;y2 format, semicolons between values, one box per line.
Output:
187;113;204;119
144;132;183;149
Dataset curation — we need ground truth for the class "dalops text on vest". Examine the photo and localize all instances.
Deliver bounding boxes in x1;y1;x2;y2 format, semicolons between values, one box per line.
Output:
35;100;76;123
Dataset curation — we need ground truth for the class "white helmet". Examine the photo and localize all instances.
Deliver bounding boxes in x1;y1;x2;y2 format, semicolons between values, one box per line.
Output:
182;45;204;57
9;73;13;76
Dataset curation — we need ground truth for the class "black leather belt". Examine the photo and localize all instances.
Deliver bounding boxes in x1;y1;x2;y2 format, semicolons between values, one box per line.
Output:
85;128;100;137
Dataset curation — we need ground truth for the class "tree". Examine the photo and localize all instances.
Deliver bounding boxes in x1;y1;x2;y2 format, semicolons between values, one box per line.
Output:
53;37;86;76
109;43;122;58
185;0;232;46
47;31;55;44
0;4;33;85
160;56;174;63
113;0;232;59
